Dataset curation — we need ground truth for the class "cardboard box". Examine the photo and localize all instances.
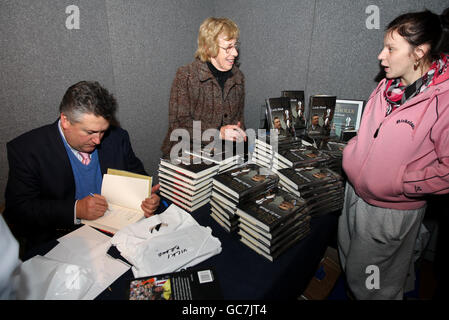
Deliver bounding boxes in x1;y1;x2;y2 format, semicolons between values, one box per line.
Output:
300;246;341;300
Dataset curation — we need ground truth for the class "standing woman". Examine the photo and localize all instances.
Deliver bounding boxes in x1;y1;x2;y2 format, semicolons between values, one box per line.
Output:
161;17;246;157
338;8;449;299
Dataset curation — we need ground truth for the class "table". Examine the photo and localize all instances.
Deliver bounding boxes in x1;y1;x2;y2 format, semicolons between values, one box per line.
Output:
100;201;338;300
26;201;339;300
194;205;338;299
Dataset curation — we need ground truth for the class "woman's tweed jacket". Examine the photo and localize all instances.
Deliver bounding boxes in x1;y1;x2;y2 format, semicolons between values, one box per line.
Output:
161;59;245;156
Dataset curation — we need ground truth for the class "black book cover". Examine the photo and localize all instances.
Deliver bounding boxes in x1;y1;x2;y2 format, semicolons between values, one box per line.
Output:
323;141;347;152
281;90;306;131
307;95;337;137
185;140;248;166
255;134;302;153
321;141;346;159
274;145;330;168
277;137;305;151
302;187;344;205
160;154;219;179
266;97;296;138
278;167;342;190
240;226;311;262
269;213;311;242
212;164;279;200
127;267;222;300
296;181;344;199
236;187;307;232
239;212;311;246
240;222;311;255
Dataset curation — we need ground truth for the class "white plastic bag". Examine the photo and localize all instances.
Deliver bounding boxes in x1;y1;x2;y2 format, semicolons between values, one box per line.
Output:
111;204;222;278
15;256;94;300
132;225;221;277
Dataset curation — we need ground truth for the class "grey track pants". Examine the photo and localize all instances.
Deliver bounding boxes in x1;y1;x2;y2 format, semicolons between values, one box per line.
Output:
337;183;426;300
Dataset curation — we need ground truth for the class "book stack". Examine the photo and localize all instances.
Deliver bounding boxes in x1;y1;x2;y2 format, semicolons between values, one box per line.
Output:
252;135;307;170
185;143;245;174
319;141;346;174
274;166;345;216
236;187;311;262
210;163;279;233
272;144;331;171
158;155;220;212
252;137;275;169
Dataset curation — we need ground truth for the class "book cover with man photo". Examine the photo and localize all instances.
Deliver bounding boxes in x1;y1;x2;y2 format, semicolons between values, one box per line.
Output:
276;167;343;191
265;97;296;138
307;95;337;137
236;187;307;232
274;145;331;168
212;163;279;201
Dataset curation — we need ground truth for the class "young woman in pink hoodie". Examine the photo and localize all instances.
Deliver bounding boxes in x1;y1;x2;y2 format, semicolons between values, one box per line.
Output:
338;8;449;300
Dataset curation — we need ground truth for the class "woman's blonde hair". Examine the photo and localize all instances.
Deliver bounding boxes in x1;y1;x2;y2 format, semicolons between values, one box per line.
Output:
195;17;240;62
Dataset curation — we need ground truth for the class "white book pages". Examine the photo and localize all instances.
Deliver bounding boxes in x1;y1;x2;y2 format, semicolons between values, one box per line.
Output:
101;173;149;211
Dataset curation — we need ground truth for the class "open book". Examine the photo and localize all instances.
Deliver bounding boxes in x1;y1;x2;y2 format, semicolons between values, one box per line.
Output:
81;169;152;234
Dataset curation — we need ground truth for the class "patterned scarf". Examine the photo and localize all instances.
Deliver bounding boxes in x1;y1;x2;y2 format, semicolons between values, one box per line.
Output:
384;53;449;116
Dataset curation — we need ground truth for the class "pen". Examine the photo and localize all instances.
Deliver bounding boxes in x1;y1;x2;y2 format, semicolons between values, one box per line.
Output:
90;193;110;212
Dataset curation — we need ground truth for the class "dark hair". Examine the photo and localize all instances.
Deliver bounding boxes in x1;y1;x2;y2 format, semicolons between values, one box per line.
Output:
386;8;449;63
59;81;117;123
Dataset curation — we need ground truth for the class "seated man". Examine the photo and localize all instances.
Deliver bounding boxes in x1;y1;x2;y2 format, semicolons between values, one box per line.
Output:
4;81;160;254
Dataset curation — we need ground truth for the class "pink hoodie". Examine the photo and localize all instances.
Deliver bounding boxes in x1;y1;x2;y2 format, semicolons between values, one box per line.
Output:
343;72;449;210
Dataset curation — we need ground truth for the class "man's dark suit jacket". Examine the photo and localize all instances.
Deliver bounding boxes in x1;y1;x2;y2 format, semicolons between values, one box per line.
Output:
4;120;147;249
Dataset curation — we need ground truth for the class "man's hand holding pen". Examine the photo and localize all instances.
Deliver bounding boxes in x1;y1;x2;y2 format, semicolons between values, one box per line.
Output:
76;192;109;220
77;184;161;220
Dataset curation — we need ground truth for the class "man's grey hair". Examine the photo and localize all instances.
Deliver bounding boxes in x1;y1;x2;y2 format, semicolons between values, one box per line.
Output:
59;81;117;123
